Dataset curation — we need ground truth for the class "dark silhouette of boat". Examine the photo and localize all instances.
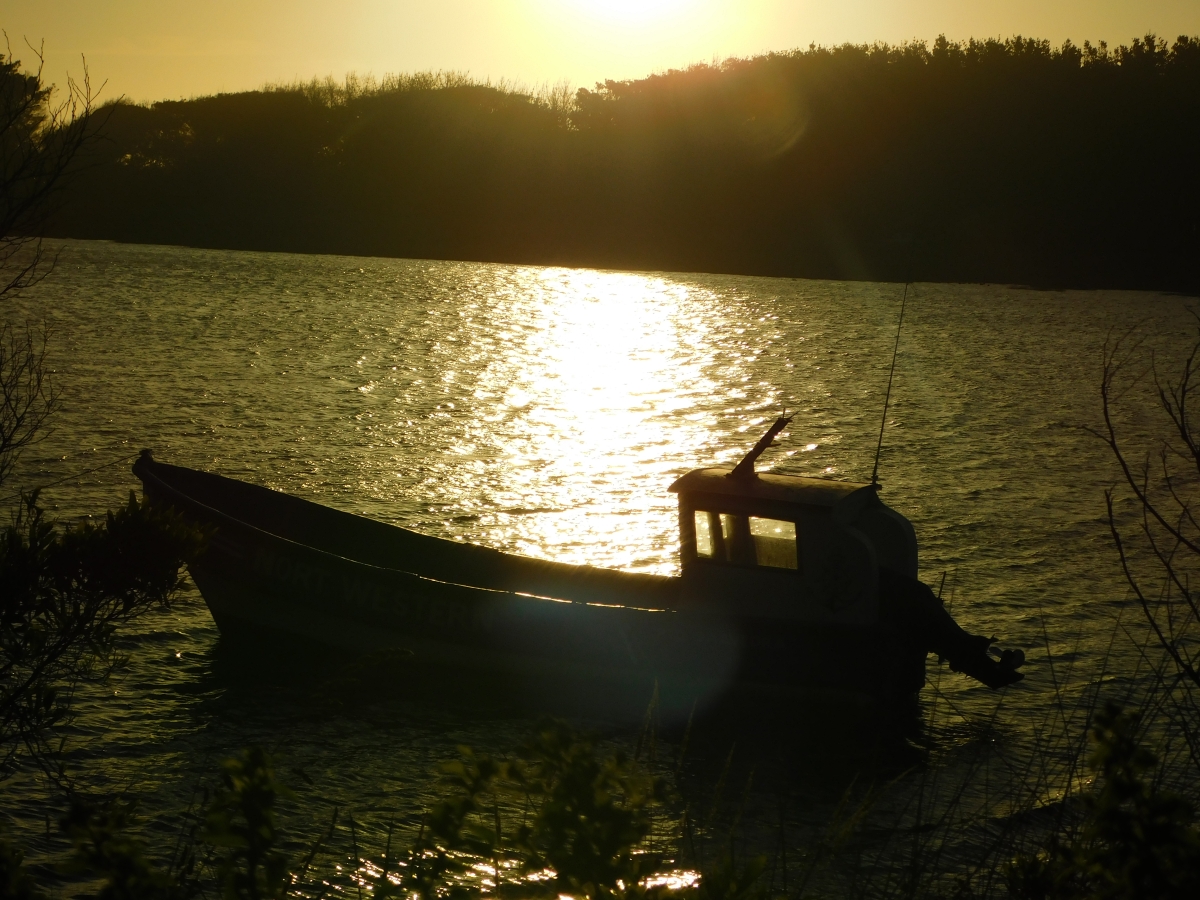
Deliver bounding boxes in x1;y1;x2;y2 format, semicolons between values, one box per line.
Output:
133;418;1023;709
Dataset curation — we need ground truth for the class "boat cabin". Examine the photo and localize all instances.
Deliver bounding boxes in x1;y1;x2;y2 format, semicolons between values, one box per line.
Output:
668;422;918;624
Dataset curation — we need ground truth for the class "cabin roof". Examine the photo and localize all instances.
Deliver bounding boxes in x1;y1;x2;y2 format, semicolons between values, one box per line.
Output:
668;467;872;508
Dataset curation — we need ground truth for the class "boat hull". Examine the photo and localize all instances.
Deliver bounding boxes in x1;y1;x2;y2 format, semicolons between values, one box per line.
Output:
134;455;926;710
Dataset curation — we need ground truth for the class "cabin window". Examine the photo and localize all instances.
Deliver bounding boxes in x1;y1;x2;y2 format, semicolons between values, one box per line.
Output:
749;517;799;569
694;510;717;558
692;510;799;571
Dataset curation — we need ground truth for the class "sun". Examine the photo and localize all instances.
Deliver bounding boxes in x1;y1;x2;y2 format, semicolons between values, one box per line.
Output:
564;0;696;24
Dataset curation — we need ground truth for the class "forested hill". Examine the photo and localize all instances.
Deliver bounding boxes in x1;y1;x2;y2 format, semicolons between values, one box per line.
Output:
53;35;1200;292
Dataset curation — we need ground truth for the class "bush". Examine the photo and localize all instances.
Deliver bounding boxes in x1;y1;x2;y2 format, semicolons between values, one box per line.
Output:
0;492;204;777
1007;702;1200;900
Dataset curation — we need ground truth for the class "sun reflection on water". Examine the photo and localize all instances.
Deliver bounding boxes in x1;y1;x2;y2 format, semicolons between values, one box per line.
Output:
479;269;724;569
336;855;699;899
383;266;783;575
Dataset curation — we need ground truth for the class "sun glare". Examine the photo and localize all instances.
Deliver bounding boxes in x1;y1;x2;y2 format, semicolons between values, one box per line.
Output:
564;0;696;24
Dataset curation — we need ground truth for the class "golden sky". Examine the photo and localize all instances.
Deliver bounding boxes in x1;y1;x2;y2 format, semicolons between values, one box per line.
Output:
3;1;1199;104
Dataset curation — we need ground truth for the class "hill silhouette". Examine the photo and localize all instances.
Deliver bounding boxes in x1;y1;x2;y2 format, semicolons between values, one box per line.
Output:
51;34;1200;292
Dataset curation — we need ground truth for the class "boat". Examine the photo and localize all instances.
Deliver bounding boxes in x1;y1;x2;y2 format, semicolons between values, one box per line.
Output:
132;417;1024;709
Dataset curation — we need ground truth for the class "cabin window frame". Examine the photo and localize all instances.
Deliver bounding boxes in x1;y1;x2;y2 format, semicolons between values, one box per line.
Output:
680;491;806;575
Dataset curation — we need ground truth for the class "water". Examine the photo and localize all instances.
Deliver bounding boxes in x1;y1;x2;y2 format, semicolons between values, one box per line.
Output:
2;239;1194;888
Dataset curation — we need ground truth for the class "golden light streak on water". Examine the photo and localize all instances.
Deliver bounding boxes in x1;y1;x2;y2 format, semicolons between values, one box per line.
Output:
343;263;791;575
470;268;736;572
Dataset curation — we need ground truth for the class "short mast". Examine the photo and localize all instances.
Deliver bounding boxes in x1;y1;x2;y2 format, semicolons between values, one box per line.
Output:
729;415;794;480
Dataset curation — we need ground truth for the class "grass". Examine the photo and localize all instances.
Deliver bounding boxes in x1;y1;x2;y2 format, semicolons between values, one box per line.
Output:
7;623;1193;900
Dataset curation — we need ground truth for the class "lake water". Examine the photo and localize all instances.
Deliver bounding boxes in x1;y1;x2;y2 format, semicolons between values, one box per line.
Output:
3;239;1194;890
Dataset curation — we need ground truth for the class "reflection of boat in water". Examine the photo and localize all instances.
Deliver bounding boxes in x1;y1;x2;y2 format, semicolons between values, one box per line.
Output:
133;419;1023;709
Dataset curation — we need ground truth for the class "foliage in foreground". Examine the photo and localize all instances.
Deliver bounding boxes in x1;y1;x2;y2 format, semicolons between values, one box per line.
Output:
0;721;674;900
0;492;204;778
367;718;672;900
1006;703;1200;900
3;705;1197;900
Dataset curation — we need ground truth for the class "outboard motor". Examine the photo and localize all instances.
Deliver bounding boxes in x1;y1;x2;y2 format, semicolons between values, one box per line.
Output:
878;568;1024;688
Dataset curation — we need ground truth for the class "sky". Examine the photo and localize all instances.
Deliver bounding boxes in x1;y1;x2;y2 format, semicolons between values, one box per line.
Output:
2;1;1199;105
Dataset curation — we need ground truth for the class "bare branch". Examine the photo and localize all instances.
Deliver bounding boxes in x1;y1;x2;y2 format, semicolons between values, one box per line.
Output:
0;322;55;488
0;41;104;305
1100;314;1200;695
1105;490;1200;685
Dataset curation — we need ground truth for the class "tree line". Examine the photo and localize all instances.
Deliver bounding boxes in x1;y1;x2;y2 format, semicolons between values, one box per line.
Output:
45;34;1200;292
